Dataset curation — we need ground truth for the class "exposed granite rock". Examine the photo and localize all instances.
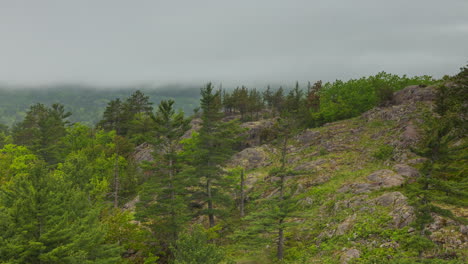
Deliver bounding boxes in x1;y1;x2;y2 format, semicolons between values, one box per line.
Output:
338;169;405;194
373;192;415;228
367;169;405;188
425;213;468;249
229;146;272;170
336;214;357;236
393;164;420;178
240;119;275;147
338;183;375;194
294;159;328;172
334;195;370;211
398;121;421;147
393;85;436;105
340;248;360;264
181;118;202;139
133;142;154;163
123;195;140;211
407;157;429;165
296;129;321;145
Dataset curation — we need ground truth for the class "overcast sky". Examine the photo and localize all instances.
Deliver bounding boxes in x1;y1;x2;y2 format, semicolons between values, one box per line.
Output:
1;0;467;88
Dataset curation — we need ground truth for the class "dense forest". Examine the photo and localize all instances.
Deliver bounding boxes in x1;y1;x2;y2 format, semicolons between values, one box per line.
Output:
0;85;201;126
0;68;466;263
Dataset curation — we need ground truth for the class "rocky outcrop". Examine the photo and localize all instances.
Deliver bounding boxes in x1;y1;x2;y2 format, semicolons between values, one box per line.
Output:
294;159;328;172
392;85;436;105
373;192;415;228
181;118;202;139
398;121;421;148
367;169;405;188
393;164;420;178
133;142;153;163
240;119;275;147
426;213;468;250
338;169;405;194
229;145;272;170
336;214;357;235
340;248;360;264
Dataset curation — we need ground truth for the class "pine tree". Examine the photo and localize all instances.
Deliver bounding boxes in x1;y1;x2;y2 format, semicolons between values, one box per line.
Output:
408;66;468;232
171;225;225;264
191;83;243;227
136;99;191;251
97;98;125;134
0;161;121;263
240;116;299;261
12;103;71;165
123;90;153;117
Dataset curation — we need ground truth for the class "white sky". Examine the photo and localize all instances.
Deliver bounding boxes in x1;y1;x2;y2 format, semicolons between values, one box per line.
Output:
1;0;467;87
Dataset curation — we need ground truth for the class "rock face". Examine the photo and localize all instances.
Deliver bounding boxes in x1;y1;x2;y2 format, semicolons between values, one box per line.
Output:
392;85;436;105
367;169;405;188
393;164;420;178
240;119;275;148
425;213;468;250
296;129;321;145
340;248;360;264
229;146;272;170
133;142;154;163
399;121;421;147
373;192;415;228
336;214;357;236
294;159;328;172
181;118;202;139
338;169;405;194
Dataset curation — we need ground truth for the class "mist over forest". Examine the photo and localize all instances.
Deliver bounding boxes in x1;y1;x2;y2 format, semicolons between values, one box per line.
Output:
1;1;467;263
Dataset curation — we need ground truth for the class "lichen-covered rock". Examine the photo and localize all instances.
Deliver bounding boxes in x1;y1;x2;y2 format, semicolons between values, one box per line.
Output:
338;183;375;194
392;85;436;105
399;121;421;147
340;248;360;264
133;142;154;163
336;214;356;235
393;164;420;178
294;159;328;172
229;146;272;170
296;129;321;145
367;169;405;188
240;119;275;147
181;118;202;139
373;192;415;228
339;169;406;194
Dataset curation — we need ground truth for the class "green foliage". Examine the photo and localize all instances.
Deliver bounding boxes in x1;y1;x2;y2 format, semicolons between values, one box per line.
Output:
372;145;394;160
316;72;435;125
171;225;225;264
189;83;244;227
12;103;71;165
136;99;192;261
0;161;121;263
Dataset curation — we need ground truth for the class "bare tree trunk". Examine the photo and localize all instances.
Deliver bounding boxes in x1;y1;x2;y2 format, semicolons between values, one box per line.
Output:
113;152;119;208
207;179;215;227
169;157;177;241
277;219;284;260
240;168;245;218
277;131;288;260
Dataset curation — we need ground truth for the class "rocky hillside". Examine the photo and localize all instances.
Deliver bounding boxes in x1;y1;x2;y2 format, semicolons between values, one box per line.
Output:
222;85;466;263
132;84;466;263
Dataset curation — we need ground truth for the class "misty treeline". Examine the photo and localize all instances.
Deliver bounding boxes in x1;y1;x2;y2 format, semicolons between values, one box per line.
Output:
1;68;466;263
0;85;201;126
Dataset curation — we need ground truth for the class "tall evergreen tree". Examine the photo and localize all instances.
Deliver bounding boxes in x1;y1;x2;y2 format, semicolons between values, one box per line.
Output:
0;160;121;263
136;99;191;255
12;103;71;165
191;83;243;227
97;98;125;134
123;90;153;117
